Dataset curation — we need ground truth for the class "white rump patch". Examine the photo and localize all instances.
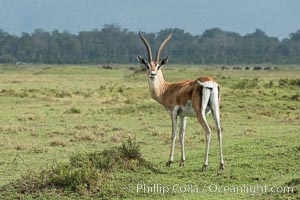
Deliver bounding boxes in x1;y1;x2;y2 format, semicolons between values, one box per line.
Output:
197;80;218;89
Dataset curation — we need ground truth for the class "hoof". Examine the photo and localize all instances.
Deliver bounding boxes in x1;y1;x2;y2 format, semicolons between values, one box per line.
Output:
202;164;208;172
219;163;225;171
166;160;173;167
179;160;185;167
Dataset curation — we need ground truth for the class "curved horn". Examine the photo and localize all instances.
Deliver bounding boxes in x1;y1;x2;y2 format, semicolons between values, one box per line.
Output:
139;31;152;63
155;32;172;62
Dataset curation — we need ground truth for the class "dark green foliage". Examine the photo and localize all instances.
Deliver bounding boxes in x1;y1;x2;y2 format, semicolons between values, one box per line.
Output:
119;137;142;160
233;78;260;89
278;78;300;87
0;137;151;196
1;25;300;64
234;78;300;89
65;106;81;114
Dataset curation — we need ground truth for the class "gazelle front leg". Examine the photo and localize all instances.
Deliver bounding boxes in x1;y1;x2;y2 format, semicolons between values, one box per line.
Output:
179;116;187;167
166;109;178;167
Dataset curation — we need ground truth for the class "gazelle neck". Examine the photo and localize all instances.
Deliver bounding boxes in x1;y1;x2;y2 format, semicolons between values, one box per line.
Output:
148;69;169;102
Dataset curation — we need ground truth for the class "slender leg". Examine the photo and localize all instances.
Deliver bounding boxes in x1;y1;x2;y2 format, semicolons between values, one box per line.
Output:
210;85;224;171
166;113;177;167
217;128;224;170
179;116;187;166
197;114;211;172
214;113;224;170
199;87;212;172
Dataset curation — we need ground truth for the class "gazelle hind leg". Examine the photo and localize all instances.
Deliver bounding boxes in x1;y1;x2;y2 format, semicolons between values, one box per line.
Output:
198;87;212;172
197;114;211;172
210;85;224;170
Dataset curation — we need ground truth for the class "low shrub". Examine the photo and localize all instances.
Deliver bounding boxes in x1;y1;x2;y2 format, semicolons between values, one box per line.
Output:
233;78;260;89
0;137;152;196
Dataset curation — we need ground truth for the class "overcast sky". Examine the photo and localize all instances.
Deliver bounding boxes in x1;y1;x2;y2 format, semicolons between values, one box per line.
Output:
0;0;299;39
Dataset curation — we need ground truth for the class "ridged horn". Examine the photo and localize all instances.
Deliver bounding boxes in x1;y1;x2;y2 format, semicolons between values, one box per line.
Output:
139;31;152;63
155;32;172;62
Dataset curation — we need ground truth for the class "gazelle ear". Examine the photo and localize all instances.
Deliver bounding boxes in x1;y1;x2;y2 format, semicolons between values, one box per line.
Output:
137;55;147;65
160;56;169;66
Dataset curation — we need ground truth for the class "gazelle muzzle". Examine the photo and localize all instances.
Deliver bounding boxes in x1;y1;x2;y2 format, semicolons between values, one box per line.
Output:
149;71;157;79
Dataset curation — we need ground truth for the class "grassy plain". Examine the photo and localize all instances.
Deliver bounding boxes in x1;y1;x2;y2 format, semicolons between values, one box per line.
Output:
0;64;299;199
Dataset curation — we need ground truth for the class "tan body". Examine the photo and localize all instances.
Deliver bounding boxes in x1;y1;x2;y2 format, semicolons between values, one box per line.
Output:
149;70;217;113
137;32;224;171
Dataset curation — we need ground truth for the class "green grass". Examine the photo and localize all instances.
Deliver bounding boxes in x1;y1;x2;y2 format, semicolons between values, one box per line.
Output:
0;64;299;199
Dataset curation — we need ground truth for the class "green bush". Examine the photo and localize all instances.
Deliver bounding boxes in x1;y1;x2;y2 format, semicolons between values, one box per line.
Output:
278;78;300;87
0;137;151;196
65;106;81;114
233;78;260;89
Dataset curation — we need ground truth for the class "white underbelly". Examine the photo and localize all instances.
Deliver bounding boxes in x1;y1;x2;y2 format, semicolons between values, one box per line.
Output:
179;101;197;117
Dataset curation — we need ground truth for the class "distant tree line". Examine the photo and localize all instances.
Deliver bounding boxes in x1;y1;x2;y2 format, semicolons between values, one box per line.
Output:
0;24;300;64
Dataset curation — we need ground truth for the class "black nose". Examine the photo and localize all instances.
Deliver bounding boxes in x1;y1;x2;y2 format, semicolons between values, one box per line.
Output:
150;71;157;76
149;72;156;80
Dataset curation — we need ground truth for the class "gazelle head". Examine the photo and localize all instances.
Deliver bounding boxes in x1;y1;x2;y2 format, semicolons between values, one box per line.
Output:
137;31;172;81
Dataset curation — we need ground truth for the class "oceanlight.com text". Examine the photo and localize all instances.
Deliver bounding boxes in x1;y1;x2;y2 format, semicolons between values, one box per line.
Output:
135;183;294;196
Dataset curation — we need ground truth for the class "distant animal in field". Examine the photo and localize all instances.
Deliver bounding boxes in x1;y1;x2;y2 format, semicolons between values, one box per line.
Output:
221;66;229;70
253;66;262;71
128;67;135;71
232;66;242;70
102;65;113;70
